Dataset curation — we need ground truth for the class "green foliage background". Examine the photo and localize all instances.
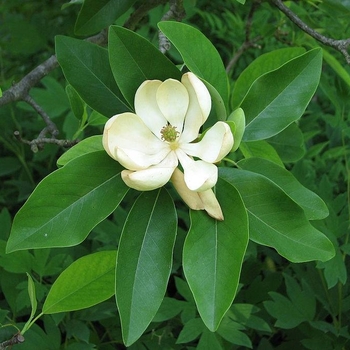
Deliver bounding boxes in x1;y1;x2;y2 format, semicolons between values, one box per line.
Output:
0;0;349;349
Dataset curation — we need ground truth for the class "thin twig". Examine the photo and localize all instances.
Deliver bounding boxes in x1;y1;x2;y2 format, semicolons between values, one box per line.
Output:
159;0;186;53
14;131;79;153
0;29;108;151
271;0;350;64
226;0;262;72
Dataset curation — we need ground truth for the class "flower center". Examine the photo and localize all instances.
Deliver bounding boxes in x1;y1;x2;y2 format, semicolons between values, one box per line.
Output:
160;124;179;143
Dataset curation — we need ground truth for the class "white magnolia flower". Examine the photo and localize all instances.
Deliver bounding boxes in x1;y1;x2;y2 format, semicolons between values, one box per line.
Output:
103;72;233;220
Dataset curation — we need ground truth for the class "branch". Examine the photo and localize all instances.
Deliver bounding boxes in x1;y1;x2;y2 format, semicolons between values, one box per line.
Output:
14;131;79;153
271;0;350;64
159;0;186;53
0;333;25;349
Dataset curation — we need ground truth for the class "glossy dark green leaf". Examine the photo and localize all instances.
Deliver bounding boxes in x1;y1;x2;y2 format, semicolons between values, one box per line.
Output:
267;123;305;162
56;35;130;117
7;152;128;252
183;178;248;331
219;167;335;262
240;140;284;167
75;0;136;35
158;21;228;108
231;47;306;108
116;189;177;346
238;158;328;220
241;48;322;141
57;135;104;167
108;26;181;106
43;251;117;313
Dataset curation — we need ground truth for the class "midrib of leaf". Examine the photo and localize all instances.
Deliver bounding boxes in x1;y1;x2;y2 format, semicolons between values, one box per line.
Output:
16;172;125;245
62;40;128;108
128;190;163;326
246;57;316;128
43;264;115;313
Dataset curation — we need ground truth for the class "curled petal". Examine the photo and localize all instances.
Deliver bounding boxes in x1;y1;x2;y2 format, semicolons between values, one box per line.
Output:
176;149;218;191
181;121;234;163
156;79;189;132
171;168;205;210
180;72;212;143
115;147;171;171
103;113;168;170
121;152;178;191
135;80;167;139
198;189;224;221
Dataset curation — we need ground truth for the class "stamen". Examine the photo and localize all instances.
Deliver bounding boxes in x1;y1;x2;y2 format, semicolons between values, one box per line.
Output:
160;124;179;142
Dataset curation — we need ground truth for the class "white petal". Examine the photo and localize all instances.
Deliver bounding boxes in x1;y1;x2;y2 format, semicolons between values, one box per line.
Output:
121;152;178;191
115;147;171;171
176;149;218;191
135;80;167;139
171;168;205;210
180;72;212;143
156;78;189;132
103;113;169;170
198;190;224;221
181;121;234;163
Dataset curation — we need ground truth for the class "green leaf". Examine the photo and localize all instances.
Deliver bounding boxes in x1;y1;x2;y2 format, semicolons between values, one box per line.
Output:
152;297;185;322
56;35;130;117
241;48;322;141
158;21;228;108
66;84;86;122
197;329;223;350
219;167;335;263
21;273;38;334
177;318;205;344
238;158;329;220
57;135;104;167
227;304;271;332
75;0;136;35
7;152;129;252
264;292;308;329
183;178;249;331
240;140;284;167
43;251;117;313
217;317;252;348
116;189;177;346
231;47;306;108
264;274;316;329
267;123;305;162
317;249;348;288
227;108;245;152
108;26;181;107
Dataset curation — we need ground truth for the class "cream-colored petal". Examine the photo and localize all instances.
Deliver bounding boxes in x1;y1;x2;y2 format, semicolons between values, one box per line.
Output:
121;152;178;191
180;72;212;143
115;147;171;171
181;121;234;163
156;78;189;132
135;80;167;139
176;149;218;191
171;168;205;210
198;189;224;221
103;113;169;170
